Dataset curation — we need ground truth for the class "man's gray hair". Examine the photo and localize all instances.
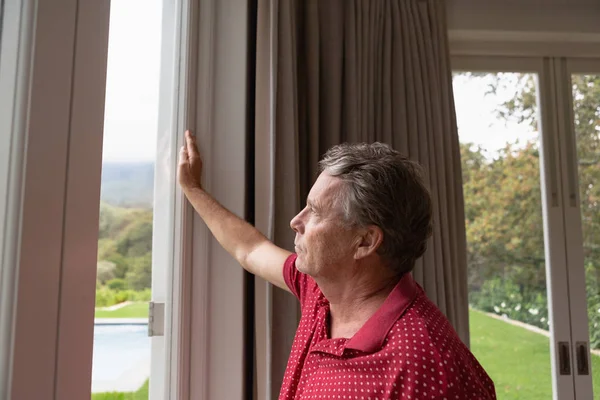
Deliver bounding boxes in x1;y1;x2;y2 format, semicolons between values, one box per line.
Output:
319;142;433;275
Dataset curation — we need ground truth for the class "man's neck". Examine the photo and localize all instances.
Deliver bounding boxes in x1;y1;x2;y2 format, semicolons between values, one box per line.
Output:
317;271;399;339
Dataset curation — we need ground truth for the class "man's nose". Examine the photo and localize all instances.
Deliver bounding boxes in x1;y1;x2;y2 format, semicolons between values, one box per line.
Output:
290;212;303;234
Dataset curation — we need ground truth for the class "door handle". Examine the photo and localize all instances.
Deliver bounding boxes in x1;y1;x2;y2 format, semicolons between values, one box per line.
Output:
576;341;590;375
558;341;571;375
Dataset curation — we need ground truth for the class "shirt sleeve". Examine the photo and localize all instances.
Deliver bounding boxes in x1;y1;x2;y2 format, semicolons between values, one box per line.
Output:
282;253;314;306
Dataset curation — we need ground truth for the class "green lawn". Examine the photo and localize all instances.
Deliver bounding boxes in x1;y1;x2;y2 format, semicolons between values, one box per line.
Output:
91;379;148;400
470;309;600;399
94;302;149;319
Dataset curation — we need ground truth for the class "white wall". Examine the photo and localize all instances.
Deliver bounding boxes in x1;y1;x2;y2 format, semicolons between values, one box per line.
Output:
447;0;600;57
447;0;600;35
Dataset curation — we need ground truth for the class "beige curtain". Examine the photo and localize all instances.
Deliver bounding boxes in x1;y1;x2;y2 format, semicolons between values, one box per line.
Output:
254;0;469;397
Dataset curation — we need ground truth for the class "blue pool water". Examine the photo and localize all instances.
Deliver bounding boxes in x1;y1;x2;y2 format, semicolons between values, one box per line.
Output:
92;324;150;390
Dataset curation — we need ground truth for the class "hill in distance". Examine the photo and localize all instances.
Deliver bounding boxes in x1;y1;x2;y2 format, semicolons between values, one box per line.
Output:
100;162;154;208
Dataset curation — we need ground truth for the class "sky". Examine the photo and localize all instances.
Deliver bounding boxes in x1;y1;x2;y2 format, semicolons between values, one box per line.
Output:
101;0;162;163
453;74;538;157
101;0;537;163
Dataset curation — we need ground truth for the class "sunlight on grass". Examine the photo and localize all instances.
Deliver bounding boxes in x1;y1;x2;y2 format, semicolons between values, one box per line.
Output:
95;302;149;319
470;309;600;399
91;379;148;400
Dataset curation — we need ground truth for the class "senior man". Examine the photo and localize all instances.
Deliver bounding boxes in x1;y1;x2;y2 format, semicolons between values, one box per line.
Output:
178;130;496;399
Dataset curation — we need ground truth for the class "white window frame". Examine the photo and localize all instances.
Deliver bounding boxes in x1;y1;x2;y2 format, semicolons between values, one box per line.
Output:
1;0;112;398
185;0;251;398
0;0;36;397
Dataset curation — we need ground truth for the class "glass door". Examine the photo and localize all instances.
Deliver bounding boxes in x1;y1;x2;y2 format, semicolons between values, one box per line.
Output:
91;0;188;398
565;58;600;399
452;57;576;400
91;0;162;397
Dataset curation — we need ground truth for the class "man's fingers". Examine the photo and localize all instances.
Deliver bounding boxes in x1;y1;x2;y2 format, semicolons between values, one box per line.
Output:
179;146;189;165
185;130;200;159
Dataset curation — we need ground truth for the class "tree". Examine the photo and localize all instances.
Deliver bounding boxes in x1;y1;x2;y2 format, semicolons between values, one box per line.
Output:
459;72;600;345
96;260;117;284
461;141;546;303
487;74;600;269
98;203;152;290
125;253;152;290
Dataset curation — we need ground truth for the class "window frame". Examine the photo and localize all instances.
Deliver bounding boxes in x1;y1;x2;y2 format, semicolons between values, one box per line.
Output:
149;0;198;397
0;0;36;396
1;0;111;398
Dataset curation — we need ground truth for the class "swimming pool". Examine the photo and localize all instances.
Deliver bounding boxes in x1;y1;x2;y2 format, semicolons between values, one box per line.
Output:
91;324;150;393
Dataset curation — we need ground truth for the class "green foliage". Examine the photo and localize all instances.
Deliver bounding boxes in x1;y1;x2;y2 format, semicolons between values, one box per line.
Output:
105;253;129;280
95;286;118;308
125;254;152;291
91;379;149;400
586;262;600;349
115;217;153;257
97;261;117;284
470;277;549;330
107;278;127;291
96;201;153;306
462;141;547;310
94;287;151;308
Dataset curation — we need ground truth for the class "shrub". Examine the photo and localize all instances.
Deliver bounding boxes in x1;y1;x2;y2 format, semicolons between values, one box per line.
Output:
97;261;117;284
470;267;600;351
95;286;152;307
585;262;600;350
95;286;117;307
470;277;549;331
107;278;128;291
125;254;152;290
132;288;152;302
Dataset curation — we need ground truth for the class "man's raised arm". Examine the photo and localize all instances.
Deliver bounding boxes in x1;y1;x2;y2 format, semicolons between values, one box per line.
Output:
177;130;291;292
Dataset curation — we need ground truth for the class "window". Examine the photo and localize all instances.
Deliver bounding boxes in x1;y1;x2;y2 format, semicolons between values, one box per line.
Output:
91;0;191;398
453;56;600;400
91;0;162;396
454;70;553;397
0;0;31;395
1;0;251;398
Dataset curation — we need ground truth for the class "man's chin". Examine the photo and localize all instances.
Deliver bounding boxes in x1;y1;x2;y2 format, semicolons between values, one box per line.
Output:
294;256;309;274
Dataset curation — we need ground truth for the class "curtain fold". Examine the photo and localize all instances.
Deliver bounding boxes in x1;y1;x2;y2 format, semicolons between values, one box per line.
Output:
255;0;469;397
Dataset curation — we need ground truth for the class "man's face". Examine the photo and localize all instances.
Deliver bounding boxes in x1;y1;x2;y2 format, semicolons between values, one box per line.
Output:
290;172;360;278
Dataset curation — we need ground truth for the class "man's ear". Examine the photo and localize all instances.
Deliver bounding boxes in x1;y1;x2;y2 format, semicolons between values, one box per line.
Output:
354;225;384;260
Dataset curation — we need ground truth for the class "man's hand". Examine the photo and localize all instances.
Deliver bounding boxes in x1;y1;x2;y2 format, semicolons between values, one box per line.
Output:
178;130;203;190
176;129;291;292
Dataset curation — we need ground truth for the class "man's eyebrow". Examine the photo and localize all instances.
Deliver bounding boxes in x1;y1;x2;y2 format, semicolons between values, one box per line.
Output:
306;199;320;210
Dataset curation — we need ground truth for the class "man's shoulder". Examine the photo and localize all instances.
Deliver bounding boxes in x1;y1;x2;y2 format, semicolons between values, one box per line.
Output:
381;295;495;399
385;289;460;349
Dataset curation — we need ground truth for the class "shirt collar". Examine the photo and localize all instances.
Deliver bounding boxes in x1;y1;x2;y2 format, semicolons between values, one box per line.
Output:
345;272;418;353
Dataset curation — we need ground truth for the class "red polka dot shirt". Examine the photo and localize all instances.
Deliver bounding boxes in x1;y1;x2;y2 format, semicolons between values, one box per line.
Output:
278;254;496;400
